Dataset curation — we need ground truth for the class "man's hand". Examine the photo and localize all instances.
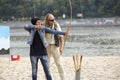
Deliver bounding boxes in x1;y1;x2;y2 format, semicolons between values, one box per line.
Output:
60;47;63;54
59;37;64;55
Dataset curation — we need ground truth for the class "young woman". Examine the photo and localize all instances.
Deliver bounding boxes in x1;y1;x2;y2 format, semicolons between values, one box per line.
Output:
24;17;68;80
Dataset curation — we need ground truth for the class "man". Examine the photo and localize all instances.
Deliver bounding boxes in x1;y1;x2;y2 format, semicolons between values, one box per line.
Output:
24;17;68;80
44;13;65;80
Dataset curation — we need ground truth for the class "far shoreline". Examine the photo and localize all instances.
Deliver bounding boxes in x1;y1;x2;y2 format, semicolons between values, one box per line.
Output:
0;17;120;28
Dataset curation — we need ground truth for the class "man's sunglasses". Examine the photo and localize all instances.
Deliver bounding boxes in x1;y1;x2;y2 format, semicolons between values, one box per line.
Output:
47;19;54;22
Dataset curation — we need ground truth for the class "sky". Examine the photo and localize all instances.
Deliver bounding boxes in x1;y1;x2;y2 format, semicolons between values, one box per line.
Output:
0;26;10;38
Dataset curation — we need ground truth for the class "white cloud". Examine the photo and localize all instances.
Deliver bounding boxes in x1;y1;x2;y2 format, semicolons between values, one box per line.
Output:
0;37;10;50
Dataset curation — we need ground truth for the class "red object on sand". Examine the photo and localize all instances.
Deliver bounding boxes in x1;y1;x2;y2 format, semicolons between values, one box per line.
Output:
11;55;20;61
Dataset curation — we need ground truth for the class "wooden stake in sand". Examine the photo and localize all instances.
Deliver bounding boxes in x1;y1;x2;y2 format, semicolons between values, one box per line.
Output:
73;55;83;80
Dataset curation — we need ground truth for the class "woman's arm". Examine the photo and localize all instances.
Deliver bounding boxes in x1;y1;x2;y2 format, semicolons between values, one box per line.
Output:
44;27;65;35
24;24;35;32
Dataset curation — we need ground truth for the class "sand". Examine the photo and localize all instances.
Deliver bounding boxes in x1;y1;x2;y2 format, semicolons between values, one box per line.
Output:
0;56;120;80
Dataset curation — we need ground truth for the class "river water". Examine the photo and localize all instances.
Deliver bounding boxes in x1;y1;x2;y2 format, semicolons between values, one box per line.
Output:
10;24;120;57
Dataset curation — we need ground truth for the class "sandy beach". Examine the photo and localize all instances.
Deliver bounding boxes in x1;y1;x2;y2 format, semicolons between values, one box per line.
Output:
0;56;120;80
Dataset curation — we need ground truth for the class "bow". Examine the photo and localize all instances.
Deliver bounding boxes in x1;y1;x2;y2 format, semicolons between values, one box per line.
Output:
49;0;72;69
63;0;72;48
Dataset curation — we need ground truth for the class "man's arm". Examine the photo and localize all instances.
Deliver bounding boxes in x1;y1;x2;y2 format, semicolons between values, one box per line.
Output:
59;37;64;54
55;22;64;54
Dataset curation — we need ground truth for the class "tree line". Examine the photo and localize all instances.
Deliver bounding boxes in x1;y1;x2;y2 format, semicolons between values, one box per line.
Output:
0;0;120;21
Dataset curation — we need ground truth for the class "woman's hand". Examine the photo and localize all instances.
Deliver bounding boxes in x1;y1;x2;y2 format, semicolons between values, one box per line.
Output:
35;24;41;30
65;29;69;36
